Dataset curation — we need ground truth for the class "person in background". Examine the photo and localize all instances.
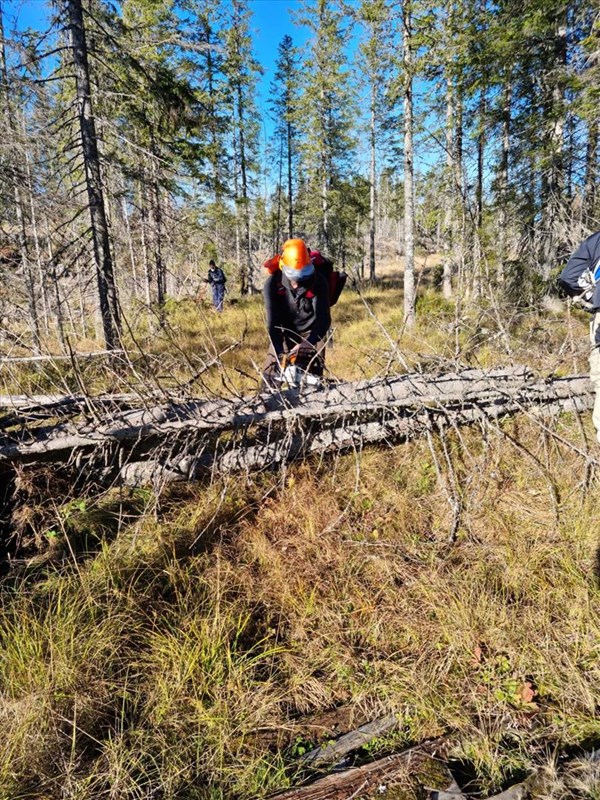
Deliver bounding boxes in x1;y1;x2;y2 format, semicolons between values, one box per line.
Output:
262;238;330;387
559;231;600;442
207;259;227;312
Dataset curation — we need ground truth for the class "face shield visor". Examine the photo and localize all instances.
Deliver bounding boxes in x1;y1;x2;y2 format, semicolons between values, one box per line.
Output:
282;262;315;282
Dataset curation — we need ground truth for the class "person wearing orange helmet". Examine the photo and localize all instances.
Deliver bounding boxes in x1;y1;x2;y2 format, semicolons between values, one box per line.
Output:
262;238;331;387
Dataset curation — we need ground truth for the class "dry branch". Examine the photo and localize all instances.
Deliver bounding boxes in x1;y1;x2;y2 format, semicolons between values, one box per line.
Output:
0;349;125;363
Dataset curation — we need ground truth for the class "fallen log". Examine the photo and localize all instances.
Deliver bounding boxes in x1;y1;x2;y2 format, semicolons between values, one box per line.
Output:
269;737;451;799
0;368;593;488
300;713;399;768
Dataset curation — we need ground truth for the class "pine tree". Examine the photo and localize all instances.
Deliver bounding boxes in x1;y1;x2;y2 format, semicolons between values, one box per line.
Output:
294;0;356;253
269;34;300;243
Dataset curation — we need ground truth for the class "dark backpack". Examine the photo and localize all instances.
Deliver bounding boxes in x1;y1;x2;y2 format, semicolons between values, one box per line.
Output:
309;250;347;307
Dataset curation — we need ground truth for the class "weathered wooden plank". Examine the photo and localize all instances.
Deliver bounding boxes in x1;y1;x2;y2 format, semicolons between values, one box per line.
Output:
268;737;450;799
300;713;399;768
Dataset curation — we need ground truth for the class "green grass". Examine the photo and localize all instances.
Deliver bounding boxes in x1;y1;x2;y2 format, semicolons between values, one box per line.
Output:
1;283;599;798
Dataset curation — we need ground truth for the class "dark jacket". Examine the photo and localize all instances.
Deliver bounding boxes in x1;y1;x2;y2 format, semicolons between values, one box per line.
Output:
264;270;331;355
559;231;600;309
208;267;226;285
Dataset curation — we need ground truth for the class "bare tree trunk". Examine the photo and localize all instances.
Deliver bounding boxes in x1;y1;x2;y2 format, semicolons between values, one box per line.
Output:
498;78;511;286
22;122;50;338
139;175;152;308
442;75;454;299
403;0;415;328
44;217;67;353
539;11;567;275
584;120;598;228
472;90;486;301
321;142;329;248
66;0;120;348
0;4;41;352
287;118;293;238
121;190;138;300
369;81;377;282
232;123;244;294
149;148;166;309
0;369;591;484
236;81;254;294
274;134;283;250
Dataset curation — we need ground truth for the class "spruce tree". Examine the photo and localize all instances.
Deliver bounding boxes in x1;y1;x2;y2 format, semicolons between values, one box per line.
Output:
294;0;356;253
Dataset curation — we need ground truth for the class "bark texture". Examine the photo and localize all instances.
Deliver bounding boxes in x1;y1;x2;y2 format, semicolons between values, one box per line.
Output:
66;0;121;348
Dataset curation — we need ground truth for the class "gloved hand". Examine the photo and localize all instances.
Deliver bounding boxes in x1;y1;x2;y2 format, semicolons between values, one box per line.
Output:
288;341;317;363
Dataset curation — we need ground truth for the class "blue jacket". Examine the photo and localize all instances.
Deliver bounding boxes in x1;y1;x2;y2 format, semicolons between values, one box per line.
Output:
559;231;600;309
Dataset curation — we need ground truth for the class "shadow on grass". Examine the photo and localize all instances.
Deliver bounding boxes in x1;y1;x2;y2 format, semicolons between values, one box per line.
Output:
0;466;260;587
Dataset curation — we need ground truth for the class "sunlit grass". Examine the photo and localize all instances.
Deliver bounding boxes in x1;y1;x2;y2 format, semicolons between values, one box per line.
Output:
1;282;599;797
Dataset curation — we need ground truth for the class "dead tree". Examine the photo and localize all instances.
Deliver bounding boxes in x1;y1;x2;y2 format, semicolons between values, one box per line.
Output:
65;0;121;349
0;367;593;490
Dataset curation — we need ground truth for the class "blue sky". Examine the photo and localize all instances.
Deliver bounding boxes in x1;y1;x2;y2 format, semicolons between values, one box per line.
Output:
3;1;324;137
4;1;317;103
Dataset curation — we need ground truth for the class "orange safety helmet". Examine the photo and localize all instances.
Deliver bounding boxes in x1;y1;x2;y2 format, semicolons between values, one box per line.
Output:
279;238;314;280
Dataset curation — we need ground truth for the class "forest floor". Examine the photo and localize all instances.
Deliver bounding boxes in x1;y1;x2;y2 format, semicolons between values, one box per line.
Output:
1;273;600;800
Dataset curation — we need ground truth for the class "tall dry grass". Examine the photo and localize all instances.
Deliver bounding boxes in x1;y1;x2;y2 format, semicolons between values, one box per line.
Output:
1;282;599;798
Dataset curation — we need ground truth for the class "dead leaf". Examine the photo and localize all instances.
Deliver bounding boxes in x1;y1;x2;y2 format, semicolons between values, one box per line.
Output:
520;681;537;704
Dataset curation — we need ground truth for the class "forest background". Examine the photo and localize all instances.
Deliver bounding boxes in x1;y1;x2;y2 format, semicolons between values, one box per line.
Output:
2;1;600;800
1;0;598;348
